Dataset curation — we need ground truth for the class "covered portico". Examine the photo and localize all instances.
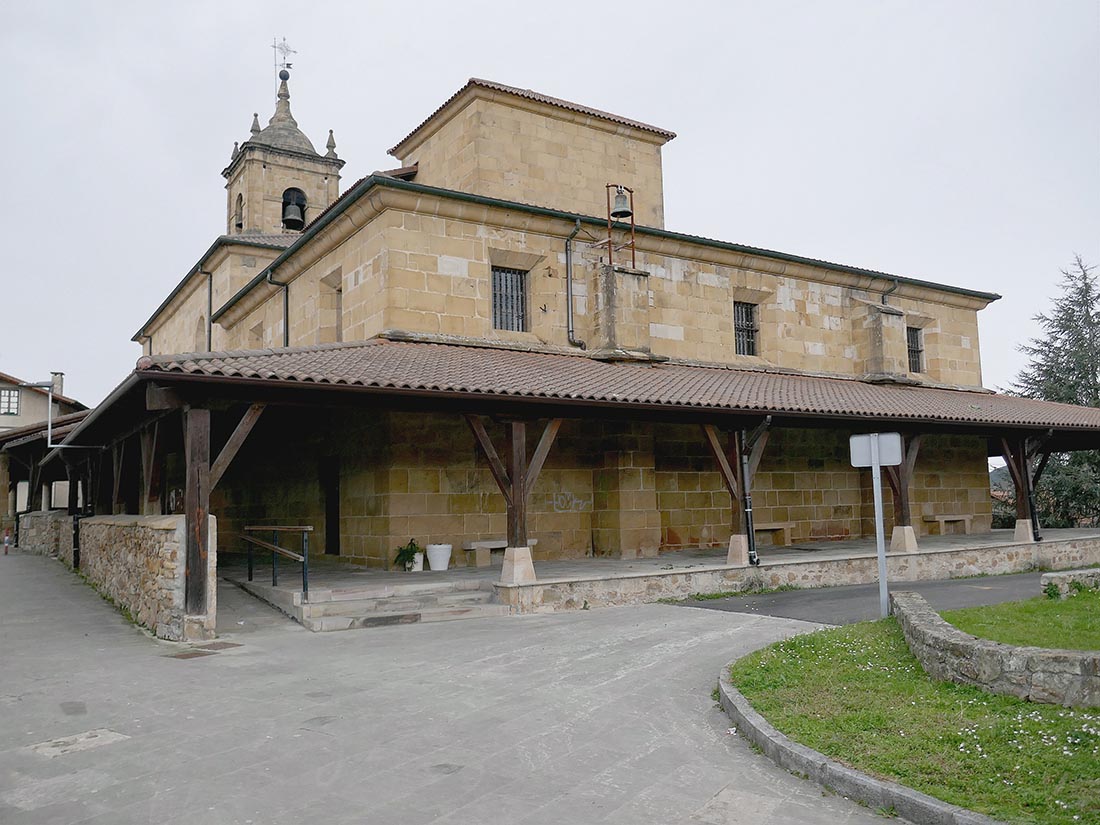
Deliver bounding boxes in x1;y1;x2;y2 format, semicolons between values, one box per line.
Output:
44;338;1100;637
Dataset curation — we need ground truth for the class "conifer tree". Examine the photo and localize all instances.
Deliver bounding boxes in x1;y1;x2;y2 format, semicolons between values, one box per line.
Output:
1012;256;1100;527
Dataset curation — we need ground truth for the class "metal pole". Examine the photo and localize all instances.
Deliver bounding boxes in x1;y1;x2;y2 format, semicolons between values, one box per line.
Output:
871;434;889;617
301;529;309;603
271;530;279;587
740;432;759;567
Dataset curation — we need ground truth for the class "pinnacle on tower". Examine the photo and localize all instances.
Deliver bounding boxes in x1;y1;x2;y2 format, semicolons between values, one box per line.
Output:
250;113;261;135
326;130;338;159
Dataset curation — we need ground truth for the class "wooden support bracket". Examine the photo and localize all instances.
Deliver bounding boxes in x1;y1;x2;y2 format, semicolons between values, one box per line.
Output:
210;404;266;490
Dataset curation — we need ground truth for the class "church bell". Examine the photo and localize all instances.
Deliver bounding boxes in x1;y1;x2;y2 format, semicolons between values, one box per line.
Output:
282;203;305;230
610;186;632;220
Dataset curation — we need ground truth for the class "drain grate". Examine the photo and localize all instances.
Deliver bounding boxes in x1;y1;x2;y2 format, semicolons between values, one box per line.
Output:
167;650;218;660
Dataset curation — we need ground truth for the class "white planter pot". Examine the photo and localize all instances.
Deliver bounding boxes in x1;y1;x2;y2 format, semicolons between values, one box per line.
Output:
426;543;452;571
408;552;424;572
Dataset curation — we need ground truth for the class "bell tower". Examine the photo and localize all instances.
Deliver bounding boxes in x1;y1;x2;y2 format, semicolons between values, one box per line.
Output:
222;69;344;235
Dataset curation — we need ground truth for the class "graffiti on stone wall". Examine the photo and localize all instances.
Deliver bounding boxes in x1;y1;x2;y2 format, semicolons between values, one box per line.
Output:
552;491;592;512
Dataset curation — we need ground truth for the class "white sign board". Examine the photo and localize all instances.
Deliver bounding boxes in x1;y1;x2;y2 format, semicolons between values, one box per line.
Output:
849;432;903;468
849;432;904;618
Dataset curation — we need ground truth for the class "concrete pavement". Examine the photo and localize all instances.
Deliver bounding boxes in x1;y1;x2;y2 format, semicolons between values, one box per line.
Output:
0;553;899;824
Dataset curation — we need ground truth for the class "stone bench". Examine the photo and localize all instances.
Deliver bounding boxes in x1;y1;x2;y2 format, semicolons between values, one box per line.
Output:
462;538;538;568
922;514;972;535
752;522;793;546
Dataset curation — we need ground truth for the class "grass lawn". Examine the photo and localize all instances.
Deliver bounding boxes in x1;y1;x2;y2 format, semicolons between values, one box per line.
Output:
729;620;1100;824
941;589;1100;651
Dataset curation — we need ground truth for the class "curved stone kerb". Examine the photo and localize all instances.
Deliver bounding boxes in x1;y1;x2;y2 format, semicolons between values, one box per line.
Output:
718;660;1005;825
891;590;1100;708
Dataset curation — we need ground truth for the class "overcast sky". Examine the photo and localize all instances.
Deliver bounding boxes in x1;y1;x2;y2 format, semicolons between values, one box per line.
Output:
3;0;1098;407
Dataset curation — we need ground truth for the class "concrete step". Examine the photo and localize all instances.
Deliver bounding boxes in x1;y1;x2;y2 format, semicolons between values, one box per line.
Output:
301;590;493;619
306;577;487;604
302;603;511;632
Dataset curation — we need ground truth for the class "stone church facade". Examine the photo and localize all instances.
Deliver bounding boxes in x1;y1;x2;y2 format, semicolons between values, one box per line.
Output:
122;72;1010;569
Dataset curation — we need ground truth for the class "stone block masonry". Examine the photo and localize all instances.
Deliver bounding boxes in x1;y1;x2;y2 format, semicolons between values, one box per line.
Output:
891;590;1100;708
78;515;217;642
16;510;72;563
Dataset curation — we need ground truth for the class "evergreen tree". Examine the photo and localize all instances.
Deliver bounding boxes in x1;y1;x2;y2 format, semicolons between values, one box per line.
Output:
1012;256;1100;527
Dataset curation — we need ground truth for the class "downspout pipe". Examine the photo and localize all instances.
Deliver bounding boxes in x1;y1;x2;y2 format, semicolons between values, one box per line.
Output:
199;270;213;351
881;278;899;305
267;269;290;347
565;220;586;350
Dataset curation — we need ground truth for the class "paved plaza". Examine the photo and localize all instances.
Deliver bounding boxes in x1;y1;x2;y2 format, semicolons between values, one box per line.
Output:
0;553;898;824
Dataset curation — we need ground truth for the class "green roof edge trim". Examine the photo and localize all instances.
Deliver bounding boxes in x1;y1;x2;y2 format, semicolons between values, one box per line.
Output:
132;236;292;342
211;176;1002;323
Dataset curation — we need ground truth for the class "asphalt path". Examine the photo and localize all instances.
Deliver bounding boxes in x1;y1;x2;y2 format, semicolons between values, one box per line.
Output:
675;571;1043;625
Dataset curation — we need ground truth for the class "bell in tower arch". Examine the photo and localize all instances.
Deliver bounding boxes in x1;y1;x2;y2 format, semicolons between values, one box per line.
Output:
281;188;307;231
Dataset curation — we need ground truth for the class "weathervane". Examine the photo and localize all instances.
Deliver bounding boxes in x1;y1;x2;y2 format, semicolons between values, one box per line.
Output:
272;37;297;72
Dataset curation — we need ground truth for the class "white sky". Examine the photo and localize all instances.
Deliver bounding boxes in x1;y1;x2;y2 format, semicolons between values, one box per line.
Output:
3;0;1098;407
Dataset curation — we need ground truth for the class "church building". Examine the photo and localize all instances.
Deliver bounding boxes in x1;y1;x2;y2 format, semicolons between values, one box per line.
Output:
29;69;1100;639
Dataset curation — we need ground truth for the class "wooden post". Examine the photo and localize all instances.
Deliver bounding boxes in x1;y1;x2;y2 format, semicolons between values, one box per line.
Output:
883;435;922;526
508;421;527;548
184;408;211;615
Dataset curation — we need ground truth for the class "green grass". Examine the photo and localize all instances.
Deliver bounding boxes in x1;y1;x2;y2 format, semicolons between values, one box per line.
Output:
729;621;1100;824
941;589;1100;652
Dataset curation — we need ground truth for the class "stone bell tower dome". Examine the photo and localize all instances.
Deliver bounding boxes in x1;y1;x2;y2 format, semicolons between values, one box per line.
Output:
222;69;344;235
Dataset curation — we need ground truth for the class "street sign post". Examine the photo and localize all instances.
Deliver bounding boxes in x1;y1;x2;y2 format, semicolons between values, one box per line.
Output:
850;432;903;617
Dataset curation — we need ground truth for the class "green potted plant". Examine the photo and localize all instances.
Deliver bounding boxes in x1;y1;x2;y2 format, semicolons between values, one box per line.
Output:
394;538;424;572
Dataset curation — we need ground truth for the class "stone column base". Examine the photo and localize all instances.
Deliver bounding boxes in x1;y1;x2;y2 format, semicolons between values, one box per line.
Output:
727;534;749;567
501;546;536;584
889;525;919;553
1014;519;1037;543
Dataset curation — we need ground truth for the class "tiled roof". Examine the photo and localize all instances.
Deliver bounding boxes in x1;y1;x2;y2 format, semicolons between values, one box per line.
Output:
219;233;297;249
389;78;677;156
0;410;90;448
138;341;1100;431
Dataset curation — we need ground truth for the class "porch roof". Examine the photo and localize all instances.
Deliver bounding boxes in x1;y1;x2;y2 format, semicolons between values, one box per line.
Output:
118;340;1100;447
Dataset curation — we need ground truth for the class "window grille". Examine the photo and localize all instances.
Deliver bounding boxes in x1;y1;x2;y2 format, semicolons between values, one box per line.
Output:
0;389;19;415
492;267;527;332
907;326;924;373
734;302;758;356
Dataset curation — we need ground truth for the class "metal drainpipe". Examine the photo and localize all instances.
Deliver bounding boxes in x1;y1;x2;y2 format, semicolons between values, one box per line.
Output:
200;270;213;350
267;269;290;347
565;220;586;350
881;278;899;305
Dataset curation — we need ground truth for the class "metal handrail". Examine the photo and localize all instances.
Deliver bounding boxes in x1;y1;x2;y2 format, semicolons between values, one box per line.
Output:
242;526;312;601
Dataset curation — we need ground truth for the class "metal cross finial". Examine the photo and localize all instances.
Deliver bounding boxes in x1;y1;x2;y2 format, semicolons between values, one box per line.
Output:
272;37;297;71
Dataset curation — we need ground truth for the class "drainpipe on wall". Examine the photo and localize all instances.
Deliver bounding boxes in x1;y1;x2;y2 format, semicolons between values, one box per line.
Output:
267;269;290;347
565;220;586;350
199;270;213;351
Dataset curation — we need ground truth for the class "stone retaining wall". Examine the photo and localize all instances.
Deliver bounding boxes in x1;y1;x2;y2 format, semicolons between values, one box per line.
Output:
496;534;1100;613
16;510;72;562
891;591;1100;708
79;515;217;642
1040;568;1100;599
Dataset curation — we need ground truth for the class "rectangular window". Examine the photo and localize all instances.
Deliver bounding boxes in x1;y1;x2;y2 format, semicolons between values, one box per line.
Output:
492;266;527;332
0;389;19;415
734;302;758;356
907;326;924;373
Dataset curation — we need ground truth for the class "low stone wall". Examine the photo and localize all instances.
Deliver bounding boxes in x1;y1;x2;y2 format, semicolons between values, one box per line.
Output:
891;591;1100;708
495;535;1100;613
79;515;217;642
16;510;72;561
1040;568;1100;599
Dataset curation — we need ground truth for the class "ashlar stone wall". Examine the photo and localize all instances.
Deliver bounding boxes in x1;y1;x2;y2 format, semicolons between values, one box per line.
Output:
79;515;217;642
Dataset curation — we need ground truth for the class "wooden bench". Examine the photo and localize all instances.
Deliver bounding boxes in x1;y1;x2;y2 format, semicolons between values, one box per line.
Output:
753;522;794;546
922;515;973;535
462;538;538;568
